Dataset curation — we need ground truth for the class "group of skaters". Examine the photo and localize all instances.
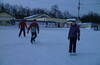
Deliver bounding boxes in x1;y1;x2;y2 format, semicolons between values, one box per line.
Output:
18;19;39;43
18;19;80;54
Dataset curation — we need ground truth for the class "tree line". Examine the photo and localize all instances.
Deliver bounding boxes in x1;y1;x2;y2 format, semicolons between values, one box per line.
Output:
80;12;100;24
0;3;73;19
0;3;100;24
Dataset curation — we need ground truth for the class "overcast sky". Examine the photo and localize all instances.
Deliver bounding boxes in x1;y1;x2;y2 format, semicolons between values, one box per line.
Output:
1;0;100;16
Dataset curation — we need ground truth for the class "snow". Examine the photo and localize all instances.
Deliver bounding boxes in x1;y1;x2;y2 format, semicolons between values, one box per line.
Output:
0;26;100;65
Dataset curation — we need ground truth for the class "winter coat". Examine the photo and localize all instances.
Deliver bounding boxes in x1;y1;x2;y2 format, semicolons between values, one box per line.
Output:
68;24;80;39
19;21;27;29
28;22;39;33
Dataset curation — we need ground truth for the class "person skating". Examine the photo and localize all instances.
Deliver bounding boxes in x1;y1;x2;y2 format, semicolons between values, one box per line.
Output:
68;21;80;53
18;19;27;37
27;19;39;43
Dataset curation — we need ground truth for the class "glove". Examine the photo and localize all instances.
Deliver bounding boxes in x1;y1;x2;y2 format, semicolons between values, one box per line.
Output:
78;37;80;41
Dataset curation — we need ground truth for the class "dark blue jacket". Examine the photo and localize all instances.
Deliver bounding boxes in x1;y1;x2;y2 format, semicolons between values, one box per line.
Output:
68;24;80;39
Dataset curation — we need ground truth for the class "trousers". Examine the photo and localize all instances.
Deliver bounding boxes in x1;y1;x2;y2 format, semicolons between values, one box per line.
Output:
69;37;77;53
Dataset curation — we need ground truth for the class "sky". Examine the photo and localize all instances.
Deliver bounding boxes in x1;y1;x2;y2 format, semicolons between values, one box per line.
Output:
1;0;100;16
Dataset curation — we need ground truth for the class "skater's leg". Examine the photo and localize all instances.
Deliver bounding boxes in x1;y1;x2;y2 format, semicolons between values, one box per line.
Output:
69;38;73;53
19;29;22;37
31;32;34;43
30;32;37;43
23;29;26;37
73;38;77;53
33;32;37;42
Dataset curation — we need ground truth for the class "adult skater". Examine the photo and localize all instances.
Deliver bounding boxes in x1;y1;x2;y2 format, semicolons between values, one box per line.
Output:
27;19;39;43
18;19;27;37
68;21;80;53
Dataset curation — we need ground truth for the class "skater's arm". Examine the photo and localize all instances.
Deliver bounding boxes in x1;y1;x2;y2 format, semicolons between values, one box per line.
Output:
77;27;80;40
68;27;71;39
18;22;21;28
27;25;31;33
28;24;32;31
25;23;28;29
36;23;39;33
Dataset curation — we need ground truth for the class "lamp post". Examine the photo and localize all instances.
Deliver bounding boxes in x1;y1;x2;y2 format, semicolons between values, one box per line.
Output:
78;0;80;19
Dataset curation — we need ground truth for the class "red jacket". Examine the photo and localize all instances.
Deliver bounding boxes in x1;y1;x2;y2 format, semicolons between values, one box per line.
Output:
28;22;39;33
19;21;27;29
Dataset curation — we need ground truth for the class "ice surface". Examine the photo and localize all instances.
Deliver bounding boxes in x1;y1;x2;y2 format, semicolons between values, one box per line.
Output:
0;26;100;65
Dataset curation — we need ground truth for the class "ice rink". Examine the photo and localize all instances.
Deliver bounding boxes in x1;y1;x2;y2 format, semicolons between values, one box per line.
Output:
0;26;100;65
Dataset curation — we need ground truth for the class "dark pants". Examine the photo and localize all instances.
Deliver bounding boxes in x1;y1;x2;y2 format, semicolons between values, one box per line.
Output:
31;32;37;43
69;37;77;53
19;29;26;37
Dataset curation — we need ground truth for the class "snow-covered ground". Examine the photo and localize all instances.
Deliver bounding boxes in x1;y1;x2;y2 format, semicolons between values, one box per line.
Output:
0;26;100;65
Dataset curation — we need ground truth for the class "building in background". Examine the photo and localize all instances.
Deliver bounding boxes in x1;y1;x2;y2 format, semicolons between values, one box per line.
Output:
66;18;82;27
24;14;67;28
0;12;15;26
